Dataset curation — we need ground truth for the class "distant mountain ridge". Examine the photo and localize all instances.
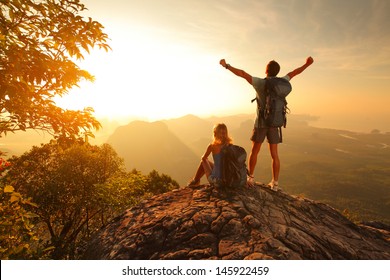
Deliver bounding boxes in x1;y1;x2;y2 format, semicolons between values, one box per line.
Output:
107;120;199;184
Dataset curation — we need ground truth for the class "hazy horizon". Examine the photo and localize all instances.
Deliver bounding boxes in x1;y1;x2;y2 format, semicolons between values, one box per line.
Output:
1;112;389;158
97;112;390;134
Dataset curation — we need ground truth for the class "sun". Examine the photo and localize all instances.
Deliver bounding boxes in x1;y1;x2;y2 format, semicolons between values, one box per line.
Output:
55;31;238;121
54;23;256;123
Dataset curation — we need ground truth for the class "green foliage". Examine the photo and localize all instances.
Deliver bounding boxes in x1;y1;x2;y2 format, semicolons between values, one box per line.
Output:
0;154;39;259
147;169;180;194
4;141;124;259
97;169;179;219
2;141;179;259
0;184;39;259
0;0;110;138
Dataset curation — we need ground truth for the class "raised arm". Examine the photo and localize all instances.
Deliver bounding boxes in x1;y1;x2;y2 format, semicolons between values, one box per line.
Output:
287;56;314;79
220;59;252;84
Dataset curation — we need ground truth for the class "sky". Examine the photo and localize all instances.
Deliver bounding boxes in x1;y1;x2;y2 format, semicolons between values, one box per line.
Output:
56;0;390;132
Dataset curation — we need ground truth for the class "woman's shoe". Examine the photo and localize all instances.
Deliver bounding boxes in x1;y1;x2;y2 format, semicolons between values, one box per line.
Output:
187;178;200;187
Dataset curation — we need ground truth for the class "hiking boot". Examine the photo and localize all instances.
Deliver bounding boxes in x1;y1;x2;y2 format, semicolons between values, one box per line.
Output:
268;180;281;191
187;178;200;187
247;175;255;187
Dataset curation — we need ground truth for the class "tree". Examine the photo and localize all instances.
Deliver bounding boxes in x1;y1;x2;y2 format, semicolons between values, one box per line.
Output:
3;141;180;259
97;169;179;217
0;184;39;259
0;0;110;138
146;169;180;194
0;154;40;259
4;141;124;259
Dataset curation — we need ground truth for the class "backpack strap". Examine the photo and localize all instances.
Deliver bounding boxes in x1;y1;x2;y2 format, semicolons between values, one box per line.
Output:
278;127;283;143
251;77;269;106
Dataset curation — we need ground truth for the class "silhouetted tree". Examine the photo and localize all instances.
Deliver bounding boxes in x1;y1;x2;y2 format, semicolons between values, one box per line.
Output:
0;0;110;138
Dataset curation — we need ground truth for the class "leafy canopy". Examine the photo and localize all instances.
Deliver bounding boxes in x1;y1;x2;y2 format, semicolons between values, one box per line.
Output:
0;154;39;260
0;0;110;138
3;141;179;259
4;141;125;259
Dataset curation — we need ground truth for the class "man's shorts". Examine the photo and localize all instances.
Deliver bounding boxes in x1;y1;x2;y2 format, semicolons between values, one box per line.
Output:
250;127;281;144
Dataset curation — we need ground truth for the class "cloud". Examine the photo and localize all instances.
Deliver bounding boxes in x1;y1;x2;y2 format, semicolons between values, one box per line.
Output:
299;0;390;72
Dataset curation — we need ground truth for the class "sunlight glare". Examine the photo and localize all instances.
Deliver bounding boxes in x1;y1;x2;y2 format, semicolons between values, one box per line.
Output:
54;27;234;121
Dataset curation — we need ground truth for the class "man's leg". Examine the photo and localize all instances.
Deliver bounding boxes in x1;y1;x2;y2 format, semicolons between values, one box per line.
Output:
249;141;262;177
248;128;267;186
269;143;280;184
247;141;262;187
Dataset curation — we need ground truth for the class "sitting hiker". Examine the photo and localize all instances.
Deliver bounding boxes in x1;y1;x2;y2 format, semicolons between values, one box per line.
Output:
187;123;233;186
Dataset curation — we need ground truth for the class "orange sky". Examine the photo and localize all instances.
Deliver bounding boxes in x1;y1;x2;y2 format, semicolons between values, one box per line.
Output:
56;0;390;132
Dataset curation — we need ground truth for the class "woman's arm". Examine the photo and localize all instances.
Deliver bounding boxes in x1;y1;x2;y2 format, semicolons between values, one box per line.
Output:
201;144;213;161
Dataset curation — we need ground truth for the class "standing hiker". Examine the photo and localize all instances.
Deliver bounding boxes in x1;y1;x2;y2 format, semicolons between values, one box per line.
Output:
219;57;314;190
187;123;233;187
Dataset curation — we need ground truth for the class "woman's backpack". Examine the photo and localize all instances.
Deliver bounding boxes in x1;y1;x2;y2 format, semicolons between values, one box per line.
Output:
220;145;247;188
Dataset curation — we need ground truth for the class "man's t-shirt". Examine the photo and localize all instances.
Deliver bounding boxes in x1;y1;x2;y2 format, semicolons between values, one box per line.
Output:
251;75;290;128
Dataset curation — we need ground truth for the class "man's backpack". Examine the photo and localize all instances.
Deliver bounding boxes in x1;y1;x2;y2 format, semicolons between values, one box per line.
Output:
252;77;292;128
220;144;247;188
262;77;292;128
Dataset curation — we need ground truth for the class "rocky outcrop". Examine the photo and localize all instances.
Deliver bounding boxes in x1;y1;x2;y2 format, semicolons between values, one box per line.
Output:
83;184;390;260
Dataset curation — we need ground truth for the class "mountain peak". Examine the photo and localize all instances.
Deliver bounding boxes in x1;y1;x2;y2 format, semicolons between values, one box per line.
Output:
83;184;390;260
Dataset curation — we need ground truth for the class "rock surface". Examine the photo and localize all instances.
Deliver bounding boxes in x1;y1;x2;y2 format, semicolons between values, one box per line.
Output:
84;184;390;260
